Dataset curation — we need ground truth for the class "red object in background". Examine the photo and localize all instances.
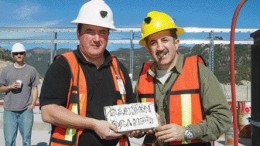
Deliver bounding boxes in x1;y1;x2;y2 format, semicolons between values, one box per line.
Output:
238;101;251;138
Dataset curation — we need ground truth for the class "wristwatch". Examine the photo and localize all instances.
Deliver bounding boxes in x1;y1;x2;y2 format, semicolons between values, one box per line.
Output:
184;126;194;140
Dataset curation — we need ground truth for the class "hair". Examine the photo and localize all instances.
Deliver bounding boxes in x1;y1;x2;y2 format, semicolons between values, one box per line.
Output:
145;28;178;45
170;28;177;39
77;23;110;35
77;23;83;33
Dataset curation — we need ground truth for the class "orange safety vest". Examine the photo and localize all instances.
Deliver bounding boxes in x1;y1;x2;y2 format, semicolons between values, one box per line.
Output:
138;55;206;145
49;52;129;146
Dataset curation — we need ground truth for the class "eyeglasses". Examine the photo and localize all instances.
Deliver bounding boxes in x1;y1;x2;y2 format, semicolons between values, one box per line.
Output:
13;52;25;56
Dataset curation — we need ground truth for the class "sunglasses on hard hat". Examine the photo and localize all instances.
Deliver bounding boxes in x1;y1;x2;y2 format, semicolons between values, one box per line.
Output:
13;52;25;56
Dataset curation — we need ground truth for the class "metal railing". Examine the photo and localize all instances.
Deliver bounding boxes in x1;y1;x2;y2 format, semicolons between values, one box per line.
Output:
0;27;258;78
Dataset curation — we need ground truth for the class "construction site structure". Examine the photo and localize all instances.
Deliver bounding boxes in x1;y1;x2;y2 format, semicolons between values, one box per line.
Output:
250;29;260;145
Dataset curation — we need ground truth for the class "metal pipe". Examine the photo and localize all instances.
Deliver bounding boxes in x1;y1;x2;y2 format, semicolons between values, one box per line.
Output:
130;30;134;81
208;31;215;72
230;0;247;146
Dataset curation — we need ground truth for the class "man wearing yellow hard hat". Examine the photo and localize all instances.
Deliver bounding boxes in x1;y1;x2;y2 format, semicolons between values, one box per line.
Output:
135;11;232;146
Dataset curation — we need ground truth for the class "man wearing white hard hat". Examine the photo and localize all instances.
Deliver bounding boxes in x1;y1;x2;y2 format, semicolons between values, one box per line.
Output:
40;0;136;145
0;42;40;146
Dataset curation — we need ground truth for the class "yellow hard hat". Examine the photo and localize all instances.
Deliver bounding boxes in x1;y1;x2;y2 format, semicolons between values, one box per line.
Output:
139;11;184;48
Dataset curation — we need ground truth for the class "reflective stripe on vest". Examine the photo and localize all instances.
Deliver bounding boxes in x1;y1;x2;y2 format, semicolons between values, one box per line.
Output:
50;52;86;146
109;57;130;146
110;56;127;105
50;52;128;146
138;62;155;103
138;55;205;145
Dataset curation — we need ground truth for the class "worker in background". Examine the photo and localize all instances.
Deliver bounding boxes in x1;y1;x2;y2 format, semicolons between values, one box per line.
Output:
39;0;136;146
135;11;232;146
0;42;40;146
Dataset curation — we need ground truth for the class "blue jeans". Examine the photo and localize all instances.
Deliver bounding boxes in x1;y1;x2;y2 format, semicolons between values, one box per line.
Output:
3;109;34;146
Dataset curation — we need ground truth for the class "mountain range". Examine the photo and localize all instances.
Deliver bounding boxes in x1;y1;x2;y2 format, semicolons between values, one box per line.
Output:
0;43;251;84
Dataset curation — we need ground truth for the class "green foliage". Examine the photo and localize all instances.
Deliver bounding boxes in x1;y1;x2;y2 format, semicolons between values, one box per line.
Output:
186;43;251;84
0;48;13;62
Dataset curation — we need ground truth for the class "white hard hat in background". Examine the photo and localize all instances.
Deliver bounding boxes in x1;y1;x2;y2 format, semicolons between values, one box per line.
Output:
71;0;116;30
11;43;26;53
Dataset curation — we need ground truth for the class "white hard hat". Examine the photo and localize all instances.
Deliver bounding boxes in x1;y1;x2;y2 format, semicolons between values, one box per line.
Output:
11;43;26;53
71;0;116;30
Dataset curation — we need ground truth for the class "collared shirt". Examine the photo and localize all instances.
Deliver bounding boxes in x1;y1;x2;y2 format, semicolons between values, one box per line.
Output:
136;53;232;142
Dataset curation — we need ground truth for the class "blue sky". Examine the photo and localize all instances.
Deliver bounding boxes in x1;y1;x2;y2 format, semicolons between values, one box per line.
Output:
0;0;259;50
0;0;259;28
